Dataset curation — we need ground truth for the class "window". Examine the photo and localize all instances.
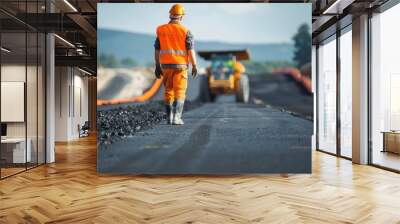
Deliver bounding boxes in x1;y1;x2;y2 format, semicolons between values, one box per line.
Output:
0;2;46;179
339;28;352;158
370;3;400;171
317;35;337;154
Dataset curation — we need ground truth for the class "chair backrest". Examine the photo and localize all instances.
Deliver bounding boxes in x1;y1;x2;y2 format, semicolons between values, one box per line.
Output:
82;121;90;129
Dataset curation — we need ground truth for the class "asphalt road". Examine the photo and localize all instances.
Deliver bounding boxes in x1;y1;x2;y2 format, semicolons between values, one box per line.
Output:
249;74;313;119
98;102;312;174
153;73;313;119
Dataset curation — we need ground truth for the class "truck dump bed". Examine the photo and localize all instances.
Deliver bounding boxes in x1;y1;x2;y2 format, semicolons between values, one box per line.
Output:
197;49;250;61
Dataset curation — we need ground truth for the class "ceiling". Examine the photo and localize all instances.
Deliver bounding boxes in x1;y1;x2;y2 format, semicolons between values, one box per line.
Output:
0;0;97;73
311;0;390;43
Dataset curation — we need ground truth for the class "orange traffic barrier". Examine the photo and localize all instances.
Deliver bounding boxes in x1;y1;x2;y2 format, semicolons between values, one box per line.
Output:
272;67;312;94
97;78;163;106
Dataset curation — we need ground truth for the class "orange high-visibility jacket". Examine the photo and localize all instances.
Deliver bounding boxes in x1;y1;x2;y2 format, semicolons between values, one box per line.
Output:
157;23;189;68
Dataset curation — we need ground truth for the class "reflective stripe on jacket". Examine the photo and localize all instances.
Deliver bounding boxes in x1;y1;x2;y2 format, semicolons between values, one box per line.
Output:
156;23;189;67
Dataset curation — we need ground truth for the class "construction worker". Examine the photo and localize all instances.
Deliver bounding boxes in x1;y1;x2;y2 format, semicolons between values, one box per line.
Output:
154;4;198;125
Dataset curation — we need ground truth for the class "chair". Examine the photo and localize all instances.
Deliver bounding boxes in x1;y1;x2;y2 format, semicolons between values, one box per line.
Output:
78;121;90;138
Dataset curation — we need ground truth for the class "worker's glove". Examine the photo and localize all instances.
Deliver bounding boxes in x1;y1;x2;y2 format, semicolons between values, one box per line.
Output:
192;65;198;78
155;64;163;79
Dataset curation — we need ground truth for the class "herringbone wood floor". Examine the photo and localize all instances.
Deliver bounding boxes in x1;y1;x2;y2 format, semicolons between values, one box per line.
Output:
1;135;400;224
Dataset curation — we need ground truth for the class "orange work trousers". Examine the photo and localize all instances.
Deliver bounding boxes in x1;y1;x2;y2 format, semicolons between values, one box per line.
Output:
162;68;188;104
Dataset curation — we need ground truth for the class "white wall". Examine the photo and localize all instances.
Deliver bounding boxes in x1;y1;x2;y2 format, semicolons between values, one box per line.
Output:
71;73;89;138
1;63;46;164
1;65;26;132
55;67;69;141
1;65;27;139
55;67;89;141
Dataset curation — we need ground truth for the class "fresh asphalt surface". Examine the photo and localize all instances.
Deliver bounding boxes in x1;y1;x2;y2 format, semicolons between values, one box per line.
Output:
98;95;312;174
250;74;313;119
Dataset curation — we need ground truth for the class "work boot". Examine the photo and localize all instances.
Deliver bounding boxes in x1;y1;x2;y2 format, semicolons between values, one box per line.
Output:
173;100;185;125
165;103;173;124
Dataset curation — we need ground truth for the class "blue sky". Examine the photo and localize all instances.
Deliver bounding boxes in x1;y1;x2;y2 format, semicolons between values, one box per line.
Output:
98;3;311;44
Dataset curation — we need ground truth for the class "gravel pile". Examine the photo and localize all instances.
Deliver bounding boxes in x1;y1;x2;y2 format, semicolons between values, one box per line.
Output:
97;101;202;144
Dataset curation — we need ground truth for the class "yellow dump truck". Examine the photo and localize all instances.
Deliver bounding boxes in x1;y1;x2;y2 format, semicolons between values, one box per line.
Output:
198;50;250;103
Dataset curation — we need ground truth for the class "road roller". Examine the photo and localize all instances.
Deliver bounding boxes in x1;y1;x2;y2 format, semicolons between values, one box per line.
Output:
198;49;250;103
